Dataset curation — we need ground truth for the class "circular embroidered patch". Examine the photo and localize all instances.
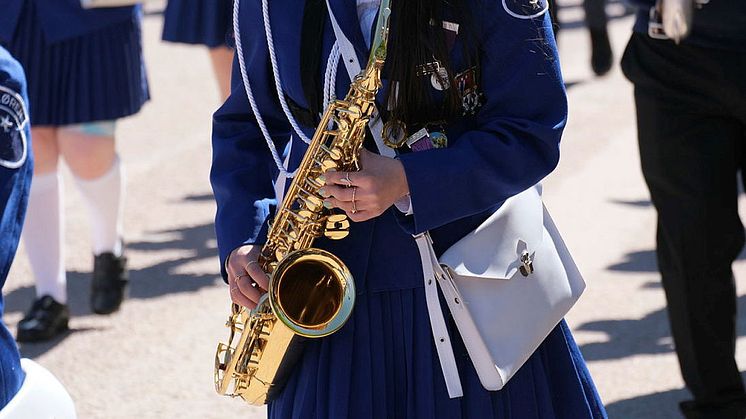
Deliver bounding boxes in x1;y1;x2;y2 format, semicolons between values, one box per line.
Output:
502;0;549;19
0;85;28;169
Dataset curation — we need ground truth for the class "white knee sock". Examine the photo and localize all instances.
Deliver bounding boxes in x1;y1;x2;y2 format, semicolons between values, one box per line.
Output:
22;171;67;303
73;157;125;257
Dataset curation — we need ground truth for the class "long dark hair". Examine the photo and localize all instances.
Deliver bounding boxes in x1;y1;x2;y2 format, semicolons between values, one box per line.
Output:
385;0;477;126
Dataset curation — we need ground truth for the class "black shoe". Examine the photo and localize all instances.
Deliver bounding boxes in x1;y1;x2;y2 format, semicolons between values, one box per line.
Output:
91;252;128;315
680;397;746;419
590;28;613;76
16;296;70;342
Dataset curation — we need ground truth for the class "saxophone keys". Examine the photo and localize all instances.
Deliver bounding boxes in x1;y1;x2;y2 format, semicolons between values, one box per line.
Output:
324;214;351;240
248;351;262;368
321;159;338;171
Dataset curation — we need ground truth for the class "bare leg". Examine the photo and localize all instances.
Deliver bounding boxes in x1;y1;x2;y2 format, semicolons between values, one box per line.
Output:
209;46;234;101
57;128;116;180
30;127;60;174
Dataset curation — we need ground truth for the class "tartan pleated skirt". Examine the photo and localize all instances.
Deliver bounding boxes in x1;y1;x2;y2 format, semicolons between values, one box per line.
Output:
6;1;149;126
162;0;232;48
268;287;608;419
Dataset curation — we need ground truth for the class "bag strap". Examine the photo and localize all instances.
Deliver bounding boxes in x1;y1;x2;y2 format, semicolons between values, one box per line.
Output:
413;233;464;398
326;3;462;397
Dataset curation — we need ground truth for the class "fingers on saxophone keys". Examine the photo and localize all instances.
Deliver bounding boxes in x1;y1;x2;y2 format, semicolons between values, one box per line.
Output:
229;279;257;309
323;197;369;222
323;170;356;187
319;185;354;201
236;276;262;305
244;260;270;291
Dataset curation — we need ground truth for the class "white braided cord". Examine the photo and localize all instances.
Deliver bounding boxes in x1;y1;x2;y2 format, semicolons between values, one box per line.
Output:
232;0;296;177
261;0;312;145
323;41;342;109
232;0;344;176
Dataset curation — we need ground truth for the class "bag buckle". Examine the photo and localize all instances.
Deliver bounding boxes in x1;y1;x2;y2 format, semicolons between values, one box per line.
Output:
519;251;534;277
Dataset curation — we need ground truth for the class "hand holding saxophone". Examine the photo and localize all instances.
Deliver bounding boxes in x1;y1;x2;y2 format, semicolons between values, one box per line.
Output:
320;149;410;222
226;245;268;310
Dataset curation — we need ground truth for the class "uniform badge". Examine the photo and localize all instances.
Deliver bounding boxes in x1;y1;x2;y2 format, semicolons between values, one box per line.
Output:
417;60;451;91
405;127;448;152
0;85;28;169
502;0;549;19
454;67;484;116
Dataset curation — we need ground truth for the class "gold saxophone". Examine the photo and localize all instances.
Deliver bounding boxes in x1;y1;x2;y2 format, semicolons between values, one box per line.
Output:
214;1;392;405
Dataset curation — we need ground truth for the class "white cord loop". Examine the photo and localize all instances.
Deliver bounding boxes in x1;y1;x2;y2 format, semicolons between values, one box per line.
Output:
233;0;343;176
232;0;296;177
323;41;342;109
261;0;313;145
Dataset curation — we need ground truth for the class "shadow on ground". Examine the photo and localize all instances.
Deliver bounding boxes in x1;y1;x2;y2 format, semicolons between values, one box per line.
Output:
7;196;222;356
605;372;746;419
577;295;746;363
605;387;690;419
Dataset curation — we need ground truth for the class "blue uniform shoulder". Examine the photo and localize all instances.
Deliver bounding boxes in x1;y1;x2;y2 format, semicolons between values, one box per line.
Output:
0;47;29;171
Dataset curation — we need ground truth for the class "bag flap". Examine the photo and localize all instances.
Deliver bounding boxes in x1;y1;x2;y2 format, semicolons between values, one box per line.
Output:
440;184;544;279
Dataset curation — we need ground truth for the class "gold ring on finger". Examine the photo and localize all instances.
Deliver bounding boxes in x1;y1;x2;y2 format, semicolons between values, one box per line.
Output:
235;273;251;283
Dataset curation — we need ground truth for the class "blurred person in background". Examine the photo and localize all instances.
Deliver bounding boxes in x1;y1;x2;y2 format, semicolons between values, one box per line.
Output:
621;1;746;418
549;0;613;75
162;0;234;100
0;0;149;342
0;46;76;419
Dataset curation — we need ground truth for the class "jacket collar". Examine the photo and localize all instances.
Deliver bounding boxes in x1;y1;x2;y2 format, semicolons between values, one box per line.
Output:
326;0;371;66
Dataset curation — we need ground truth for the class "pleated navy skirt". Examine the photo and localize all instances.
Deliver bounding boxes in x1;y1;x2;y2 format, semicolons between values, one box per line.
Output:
162;0;232;48
268;287;608;419
6;2;149;126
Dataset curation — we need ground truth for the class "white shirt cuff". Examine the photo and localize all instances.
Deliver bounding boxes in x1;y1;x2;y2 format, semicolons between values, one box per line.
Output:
394;194;414;216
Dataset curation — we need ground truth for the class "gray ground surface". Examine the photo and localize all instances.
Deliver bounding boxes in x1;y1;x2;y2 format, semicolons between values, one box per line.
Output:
5;3;744;418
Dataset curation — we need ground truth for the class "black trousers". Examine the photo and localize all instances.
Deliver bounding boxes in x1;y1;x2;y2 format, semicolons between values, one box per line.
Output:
622;33;746;417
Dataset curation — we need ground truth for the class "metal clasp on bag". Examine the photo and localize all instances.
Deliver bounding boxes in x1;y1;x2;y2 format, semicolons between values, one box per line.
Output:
520;250;534;277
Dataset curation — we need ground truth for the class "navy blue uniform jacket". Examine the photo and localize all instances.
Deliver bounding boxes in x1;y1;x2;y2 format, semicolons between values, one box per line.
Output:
0;0;137;44
211;0;567;292
0;46;32;408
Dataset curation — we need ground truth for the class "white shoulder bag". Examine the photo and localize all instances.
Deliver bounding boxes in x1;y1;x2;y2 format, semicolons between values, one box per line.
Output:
328;4;586;397
423;184;586;391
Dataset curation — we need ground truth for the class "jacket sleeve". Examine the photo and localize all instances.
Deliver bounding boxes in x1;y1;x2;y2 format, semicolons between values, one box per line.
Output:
395;1;567;234
210;21;292;280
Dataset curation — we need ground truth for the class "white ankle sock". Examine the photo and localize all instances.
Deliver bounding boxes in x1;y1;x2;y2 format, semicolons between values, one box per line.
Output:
73;157;125;257
22;171;67;303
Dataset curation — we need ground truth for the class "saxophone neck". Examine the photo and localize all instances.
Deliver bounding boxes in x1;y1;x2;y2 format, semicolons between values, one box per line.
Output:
349;0;392;101
368;0;392;67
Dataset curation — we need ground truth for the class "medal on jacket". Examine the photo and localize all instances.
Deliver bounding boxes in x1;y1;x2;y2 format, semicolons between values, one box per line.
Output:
382;119;408;149
406;127;448;152
454;66;484;116
417;60;451;91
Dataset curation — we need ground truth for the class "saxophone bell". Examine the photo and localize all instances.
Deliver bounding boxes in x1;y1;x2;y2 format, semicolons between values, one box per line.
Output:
270;248;355;338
